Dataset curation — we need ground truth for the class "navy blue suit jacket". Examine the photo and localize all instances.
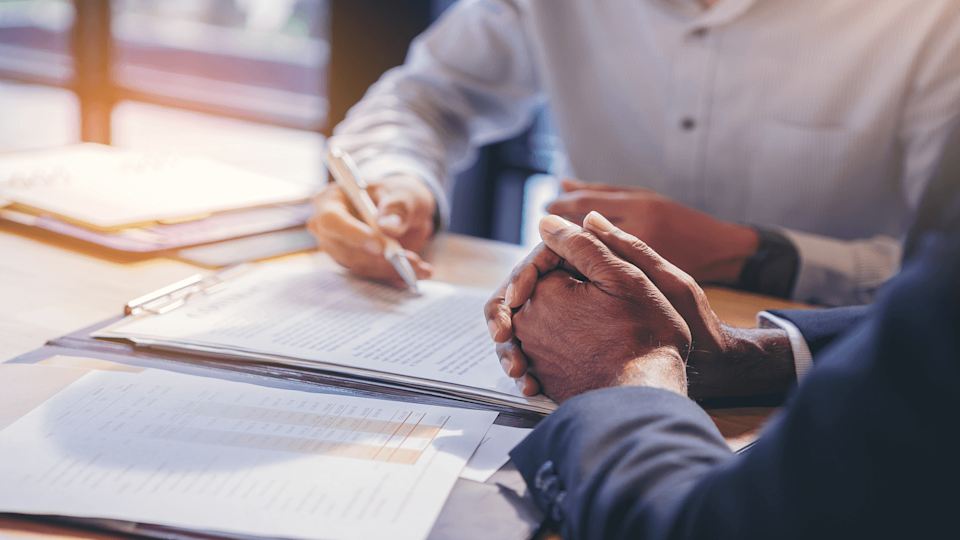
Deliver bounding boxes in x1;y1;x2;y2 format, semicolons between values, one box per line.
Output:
511;231;960;540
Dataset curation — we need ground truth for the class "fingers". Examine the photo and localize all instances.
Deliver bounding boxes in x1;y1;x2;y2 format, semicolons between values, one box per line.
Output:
311;185;382;252
494;339;542;396
560;177;658;194
322;237;432;283
546;190;653;221
582;210;683;281
508;245;565;308
496;339;527;378
516;373;541;396
538;215;646;294
310;184;434;281
582;210;712;335
483;243;563;343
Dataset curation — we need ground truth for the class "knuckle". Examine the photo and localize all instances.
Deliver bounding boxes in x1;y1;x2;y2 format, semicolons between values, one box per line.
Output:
627;236;652;254
677;272;698;292
483;298;501;320
565;231;601;257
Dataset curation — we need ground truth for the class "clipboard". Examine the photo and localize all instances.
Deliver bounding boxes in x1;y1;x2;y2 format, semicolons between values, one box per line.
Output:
32;263;549;426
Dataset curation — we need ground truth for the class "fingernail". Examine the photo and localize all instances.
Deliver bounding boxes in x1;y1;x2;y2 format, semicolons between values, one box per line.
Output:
585;211;615;233
364;240;381;254
516;376;526;392
488;320;500;341
500;358;513;376
541;215;573;234
378;214;402;230
505;283;516;306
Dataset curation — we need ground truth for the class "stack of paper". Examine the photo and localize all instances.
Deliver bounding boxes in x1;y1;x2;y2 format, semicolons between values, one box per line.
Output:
0;360;497;540
0;144;314;251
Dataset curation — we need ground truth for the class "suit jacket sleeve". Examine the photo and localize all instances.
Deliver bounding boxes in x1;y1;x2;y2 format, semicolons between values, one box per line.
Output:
765;305;869;358
511;232;960;540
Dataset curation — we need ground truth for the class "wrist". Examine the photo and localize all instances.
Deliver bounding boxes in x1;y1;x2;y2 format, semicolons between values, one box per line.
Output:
735;227;800;298
615;348;688;397
687;325;795;400
702;223;760;284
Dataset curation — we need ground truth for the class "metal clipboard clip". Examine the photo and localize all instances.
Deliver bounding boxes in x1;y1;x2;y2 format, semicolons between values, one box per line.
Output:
124;264;252;317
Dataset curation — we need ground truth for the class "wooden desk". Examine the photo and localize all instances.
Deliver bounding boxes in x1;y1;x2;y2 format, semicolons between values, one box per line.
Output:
0;223;810;539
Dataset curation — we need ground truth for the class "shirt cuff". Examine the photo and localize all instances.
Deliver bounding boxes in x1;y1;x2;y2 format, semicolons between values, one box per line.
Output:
780;229;901;306
756;311;814;384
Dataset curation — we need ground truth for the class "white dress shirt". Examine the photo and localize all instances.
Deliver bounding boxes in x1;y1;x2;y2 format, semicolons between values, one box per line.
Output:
330;0;960;305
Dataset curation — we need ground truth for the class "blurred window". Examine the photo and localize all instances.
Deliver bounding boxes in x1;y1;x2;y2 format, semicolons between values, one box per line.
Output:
0;0;75;85
0;0;329;134
112;0;329;130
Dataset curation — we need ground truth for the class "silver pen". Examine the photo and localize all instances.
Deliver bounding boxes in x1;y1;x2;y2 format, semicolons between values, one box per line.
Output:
324;146;420;293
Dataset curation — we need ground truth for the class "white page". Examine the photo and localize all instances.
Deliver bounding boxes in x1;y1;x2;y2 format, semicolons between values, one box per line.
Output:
460;425;532;483
0;367;496;540
96;262;554;411
0;144;311;229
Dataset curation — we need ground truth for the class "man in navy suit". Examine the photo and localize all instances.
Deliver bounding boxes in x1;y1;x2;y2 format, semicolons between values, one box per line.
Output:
479;125;960;537
487;213;958;539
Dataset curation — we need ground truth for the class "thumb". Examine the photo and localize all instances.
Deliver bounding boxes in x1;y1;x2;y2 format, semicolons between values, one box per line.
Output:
538;215;648;295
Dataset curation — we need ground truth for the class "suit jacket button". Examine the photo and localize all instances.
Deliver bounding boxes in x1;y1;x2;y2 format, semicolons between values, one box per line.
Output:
542;475;560;502
534;460;556;490
551;491;567;522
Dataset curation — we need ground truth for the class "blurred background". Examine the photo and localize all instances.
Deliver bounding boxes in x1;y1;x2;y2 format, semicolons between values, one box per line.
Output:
0;0;558;245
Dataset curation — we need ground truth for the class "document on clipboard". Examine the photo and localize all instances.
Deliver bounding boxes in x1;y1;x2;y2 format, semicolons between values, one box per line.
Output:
0;360;497;540
0;143;313;236
92;261;557;415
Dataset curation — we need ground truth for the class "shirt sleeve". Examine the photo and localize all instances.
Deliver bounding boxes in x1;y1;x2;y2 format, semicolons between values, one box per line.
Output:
780;230;902;306
327;0;546;229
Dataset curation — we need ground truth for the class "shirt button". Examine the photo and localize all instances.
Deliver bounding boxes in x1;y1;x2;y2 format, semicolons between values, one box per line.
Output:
691;27;709;39
681;117;696;131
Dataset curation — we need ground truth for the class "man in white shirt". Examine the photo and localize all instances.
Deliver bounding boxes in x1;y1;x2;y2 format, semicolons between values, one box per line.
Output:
310;0;960;305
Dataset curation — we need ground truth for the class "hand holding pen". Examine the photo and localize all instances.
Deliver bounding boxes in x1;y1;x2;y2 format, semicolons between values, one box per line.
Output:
311;146;436;289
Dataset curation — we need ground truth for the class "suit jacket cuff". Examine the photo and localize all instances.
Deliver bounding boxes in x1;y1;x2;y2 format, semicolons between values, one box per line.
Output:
756;311;814;383
767;305;870;358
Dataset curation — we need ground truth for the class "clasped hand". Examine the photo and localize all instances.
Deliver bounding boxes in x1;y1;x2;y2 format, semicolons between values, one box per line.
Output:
484;211;722;402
